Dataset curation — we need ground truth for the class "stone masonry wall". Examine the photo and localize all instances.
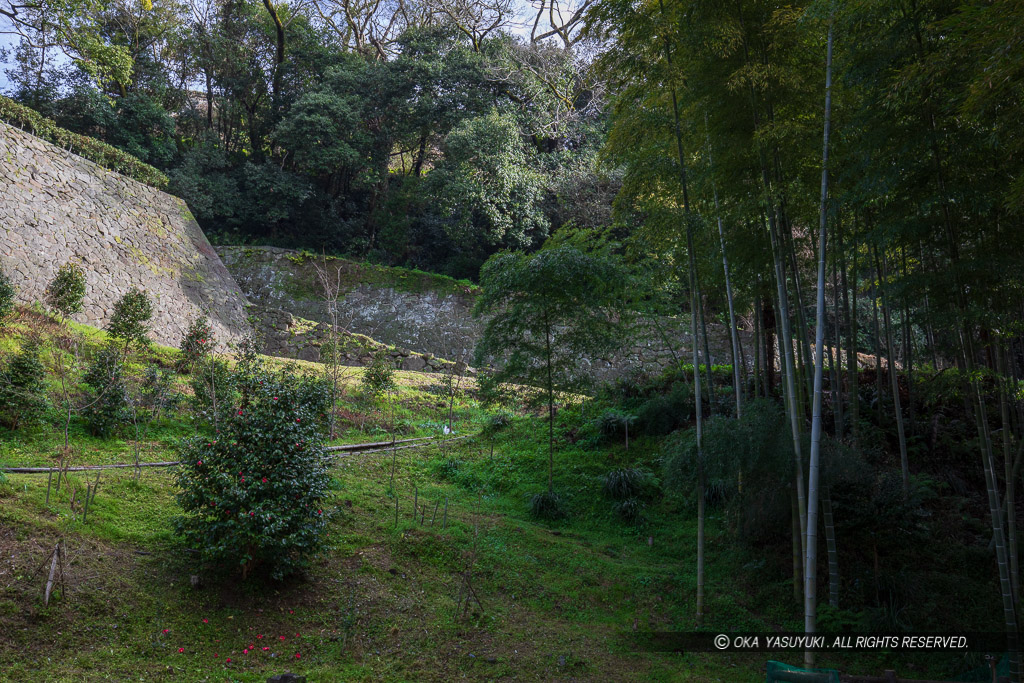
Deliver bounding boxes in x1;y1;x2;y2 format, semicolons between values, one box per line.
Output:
218;246;479;361
219;246;744;382
258;306;467;374
0;121;251;347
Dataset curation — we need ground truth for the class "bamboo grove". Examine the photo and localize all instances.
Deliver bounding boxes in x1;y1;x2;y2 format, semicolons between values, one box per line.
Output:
586;0;1024;675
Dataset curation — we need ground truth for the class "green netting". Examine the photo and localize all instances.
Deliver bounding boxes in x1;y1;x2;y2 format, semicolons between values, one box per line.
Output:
765;660;841;683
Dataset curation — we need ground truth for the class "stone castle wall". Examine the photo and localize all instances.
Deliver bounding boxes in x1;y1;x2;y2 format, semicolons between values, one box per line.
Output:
0;121;251;347
219;246;744;382
217;246;480;362
258;306;467;375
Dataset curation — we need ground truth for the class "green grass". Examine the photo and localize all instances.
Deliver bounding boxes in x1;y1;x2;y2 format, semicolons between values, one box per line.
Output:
0;309;1002;681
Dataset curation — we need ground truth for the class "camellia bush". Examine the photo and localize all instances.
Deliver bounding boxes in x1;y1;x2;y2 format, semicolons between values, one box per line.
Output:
174;350;333;580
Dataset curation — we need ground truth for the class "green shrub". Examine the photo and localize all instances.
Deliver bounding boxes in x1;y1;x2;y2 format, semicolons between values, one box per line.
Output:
82;345;130;438
431;458;462;480
476;372;518;410
140;364;176;419
177;315;213;373
190;356;237;424
596;409;637;441
0;266;15;325
174;359;333;580
45;262;87;319
106;288;153;352
602;467;658;501
0;341;48;429
481;411;512;438
0;95;169;189
635;382;693;435
613;497;645;525
528;491;566;520
361;349;396;398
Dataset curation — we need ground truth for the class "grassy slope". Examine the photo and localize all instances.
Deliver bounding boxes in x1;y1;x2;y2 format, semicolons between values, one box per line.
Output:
0;309;986;682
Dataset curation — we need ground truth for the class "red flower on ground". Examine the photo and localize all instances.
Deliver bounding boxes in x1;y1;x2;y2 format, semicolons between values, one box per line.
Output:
280;635;286;640
238;410;243;415
262;478;267;483
197;460;202;466
295;653;301;659
263;647;269;651
162;629;169;633
243;649;249;654
203;619;209;623
226;658;231;663
257;635;263;639
178;648;184;653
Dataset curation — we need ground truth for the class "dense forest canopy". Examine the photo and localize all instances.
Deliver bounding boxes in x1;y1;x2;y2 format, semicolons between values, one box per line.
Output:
1;0;616;279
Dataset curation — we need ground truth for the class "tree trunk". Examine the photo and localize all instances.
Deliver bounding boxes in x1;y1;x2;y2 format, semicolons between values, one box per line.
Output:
963;329;1020;681
699;294;715;414
805;23;833;667
707;125;742;418
830;238;844;438
998;343;1020;603
792;490;802;606
872;269;884;426
843;221;858;448
878;249;910;497
545;319;554;494
823;488;839;608
754;294;763;399
769;208;807;566
658;1;704;623
262;0;286;104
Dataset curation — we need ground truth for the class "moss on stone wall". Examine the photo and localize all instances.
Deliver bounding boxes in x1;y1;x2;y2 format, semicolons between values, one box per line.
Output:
277;249;479;299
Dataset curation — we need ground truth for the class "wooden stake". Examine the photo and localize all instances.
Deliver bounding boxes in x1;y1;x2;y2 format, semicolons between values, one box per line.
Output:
44;543;59;605
82;484;92;523
431;500;440;526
